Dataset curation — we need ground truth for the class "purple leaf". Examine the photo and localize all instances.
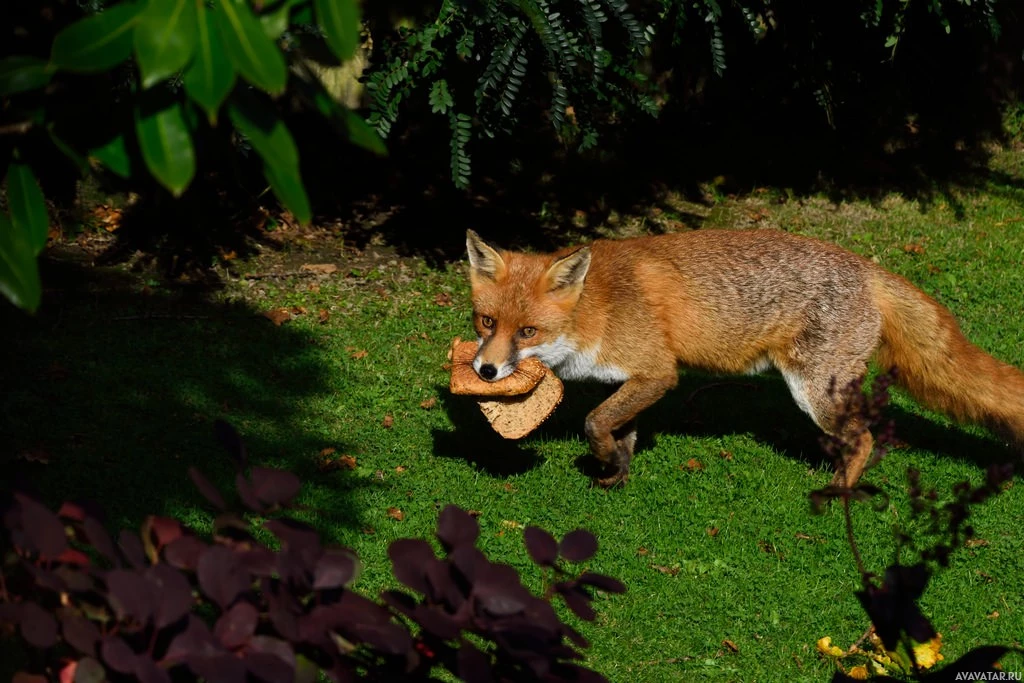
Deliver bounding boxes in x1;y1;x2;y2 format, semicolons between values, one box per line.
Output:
62;614;101;656
436;505;479;552
387;539;434;594
235;473;264;513
413;604;461;639
134;656;172;683
577;572;627;594
557;584;596;621
458;640;495;683
164;535;207;571
16;494;68;559
189;654;248;683
54;566;95;593
73;657;107;683
524;526;559;567
83;516;120;567
197;546;250;609
101;636;137;674
188;467;227;510
559;529;598;563
118;530;147;569
474;564;530;617
245;636;296;683
19;601;58;648
165;615;221;663
147;564;194;629
214;601;259;650
313;549;358;590
214;419;248;466
250;467;301;508
146;516;184;548
106;569;155;623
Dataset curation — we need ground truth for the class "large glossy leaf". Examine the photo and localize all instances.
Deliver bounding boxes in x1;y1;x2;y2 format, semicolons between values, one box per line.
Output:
89;134;133;178
260;0;303;40
51;2;143;72
0;211;42;313
215;0;287;94
293;69;386;156
135;99;196;196
0;56;55;96
134;0;198;88
227;93;298;170
184;3;235;124
264;163;311;225
227;94;311;224
6;164;49;254
314;0;360;62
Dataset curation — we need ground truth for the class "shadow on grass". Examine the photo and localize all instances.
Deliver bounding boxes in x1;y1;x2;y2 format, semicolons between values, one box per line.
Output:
435;371;1016;481
0;251;367;532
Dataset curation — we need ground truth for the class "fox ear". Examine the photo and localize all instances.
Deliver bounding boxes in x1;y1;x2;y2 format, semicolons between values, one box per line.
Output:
466;230;507;282
545;246;591;295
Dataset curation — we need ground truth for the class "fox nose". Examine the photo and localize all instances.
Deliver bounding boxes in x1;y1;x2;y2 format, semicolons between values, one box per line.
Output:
478;363;498;381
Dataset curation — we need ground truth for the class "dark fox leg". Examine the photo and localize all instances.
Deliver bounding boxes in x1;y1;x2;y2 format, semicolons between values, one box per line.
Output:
585;377;676;487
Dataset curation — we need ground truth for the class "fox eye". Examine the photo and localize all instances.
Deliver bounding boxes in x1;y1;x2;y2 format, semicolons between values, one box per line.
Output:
480;315;495;329
520;326;537;339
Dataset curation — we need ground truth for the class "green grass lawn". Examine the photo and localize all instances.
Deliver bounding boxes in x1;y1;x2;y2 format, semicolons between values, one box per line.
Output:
3;153;1024;681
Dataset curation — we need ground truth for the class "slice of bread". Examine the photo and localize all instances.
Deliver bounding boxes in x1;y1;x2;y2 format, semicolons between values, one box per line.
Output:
448;339;564;439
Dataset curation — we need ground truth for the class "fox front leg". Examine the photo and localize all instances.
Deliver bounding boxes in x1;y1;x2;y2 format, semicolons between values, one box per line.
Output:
585;377;676;487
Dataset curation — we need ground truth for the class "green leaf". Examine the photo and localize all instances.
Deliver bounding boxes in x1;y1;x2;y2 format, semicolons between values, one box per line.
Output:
47;126;89;173
314;0;360;62
184;2;236;123
135;98;196;196
89;134;133;178
0;56;56;96
227;92;310;224
429;79;453;115
344;110;387;156
5;164;49;254
261;0;302;40
134;0;198;88
264;163;311;225
215;0;287;94
227;92;298;170
51;1;143;72
0;211;42;313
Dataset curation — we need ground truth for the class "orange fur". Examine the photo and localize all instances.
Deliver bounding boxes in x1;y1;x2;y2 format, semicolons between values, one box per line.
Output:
465;229;1024;486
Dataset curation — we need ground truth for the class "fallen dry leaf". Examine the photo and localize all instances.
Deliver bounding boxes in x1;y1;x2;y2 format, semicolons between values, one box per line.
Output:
651;564;680;577
466;509;482;518
318;309;330;324
308;283;321;293
394;465;407;473
263;308;293;326
339;455;357;470
420;397;437;410
637;547;650;556
719;449;734;461
219;250;237;261
987;611;999;619
291;306;308;316
320;447;337;457
387;507;404;521
964;538;990;548
349;349;369;360
300;263;338;275
683;458;704;472
434;292;453;306
382;414;394;429
903;243;926;255
707;527;720;537
500;520;524;531
722;639;739;653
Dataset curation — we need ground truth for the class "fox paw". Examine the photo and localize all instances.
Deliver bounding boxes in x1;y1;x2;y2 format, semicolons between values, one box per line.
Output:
595;467;629;489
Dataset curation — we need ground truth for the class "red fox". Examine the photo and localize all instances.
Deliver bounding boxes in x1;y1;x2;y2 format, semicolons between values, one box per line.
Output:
465;229;1024;487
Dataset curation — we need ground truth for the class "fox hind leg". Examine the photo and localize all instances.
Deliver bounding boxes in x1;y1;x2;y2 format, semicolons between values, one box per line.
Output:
781;362;876;488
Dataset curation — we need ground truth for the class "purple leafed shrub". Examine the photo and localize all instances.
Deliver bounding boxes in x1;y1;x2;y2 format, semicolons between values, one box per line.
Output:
0;421;624;682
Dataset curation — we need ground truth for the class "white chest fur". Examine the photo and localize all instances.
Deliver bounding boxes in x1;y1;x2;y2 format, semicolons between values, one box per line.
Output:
520;336;629;384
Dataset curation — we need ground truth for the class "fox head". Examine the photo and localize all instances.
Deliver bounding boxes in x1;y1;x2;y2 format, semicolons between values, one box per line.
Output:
465;230;591;381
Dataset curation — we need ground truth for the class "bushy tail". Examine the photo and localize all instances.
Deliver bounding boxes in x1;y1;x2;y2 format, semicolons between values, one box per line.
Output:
871;272;1024;450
